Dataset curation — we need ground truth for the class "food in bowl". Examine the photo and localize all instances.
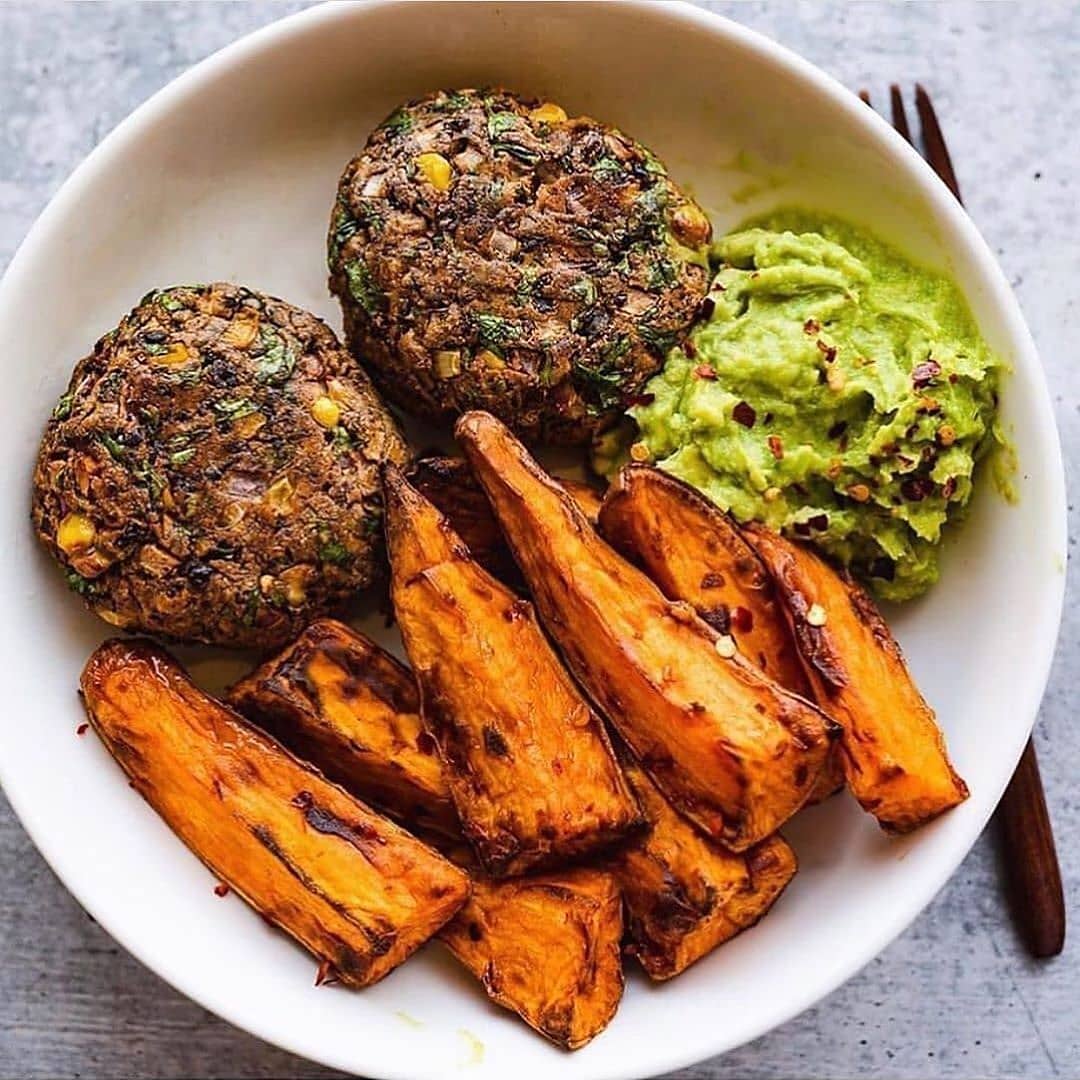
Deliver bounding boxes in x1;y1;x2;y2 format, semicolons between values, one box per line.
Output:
440;868;625;1050
328;88;712;444
75;409;970;1049
383;463;643;877
31;283;409;648
230;617;629;1048
610;752;797;981
455;411;840;851
80;637;470;987
599;211;1001;601
25;60;993;1062
745;524;969;831
226;618;462;847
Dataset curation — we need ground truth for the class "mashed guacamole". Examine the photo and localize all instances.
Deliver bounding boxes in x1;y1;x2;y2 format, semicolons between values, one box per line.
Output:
609;210;1001;602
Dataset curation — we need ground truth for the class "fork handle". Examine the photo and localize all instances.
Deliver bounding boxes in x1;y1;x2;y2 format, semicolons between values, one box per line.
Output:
996;738;1065;957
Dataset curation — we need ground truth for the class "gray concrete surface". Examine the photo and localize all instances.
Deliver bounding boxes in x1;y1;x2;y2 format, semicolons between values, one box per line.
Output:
0;3;1076;1078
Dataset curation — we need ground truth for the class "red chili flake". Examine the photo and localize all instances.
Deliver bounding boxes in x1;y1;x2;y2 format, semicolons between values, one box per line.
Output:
732;401;756;427
626;392;656;408
816;339;837;363
912;359;942;388
948;373;959;384
827;420;847;440
808;513;829;531
682;339;697;359
315;959;340;987
694;364;717;381
731;606;754;633
803;318;821;335
76;723;89;736
698;296;716;320
942;476;957;499
213;883;230;898
767;435;784;460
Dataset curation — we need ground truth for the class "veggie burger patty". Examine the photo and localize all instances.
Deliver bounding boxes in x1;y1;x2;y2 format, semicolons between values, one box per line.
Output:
32;283;409;649
329;88;712;444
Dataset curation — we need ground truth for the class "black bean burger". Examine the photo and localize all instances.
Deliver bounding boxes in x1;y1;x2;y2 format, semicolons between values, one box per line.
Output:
329;88;711;444
32;283;409;649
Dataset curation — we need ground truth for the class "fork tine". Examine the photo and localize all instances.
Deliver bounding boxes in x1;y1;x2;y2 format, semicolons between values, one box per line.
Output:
915;83;963;202
889;84;913;145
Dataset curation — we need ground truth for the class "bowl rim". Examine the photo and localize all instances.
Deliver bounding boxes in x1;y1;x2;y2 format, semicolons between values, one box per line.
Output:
0;2;1066;1077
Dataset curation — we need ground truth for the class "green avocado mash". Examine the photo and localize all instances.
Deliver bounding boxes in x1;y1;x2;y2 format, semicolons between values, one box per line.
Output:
605;210;1001;602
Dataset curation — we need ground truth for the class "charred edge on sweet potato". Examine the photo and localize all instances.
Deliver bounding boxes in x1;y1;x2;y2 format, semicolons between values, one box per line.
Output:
455;411;839;851
440;868;624;1049
384;464;643;876
742;523;968;833
612;753;796;980
599;465;844;805
226;618;460;845
80;638;469;987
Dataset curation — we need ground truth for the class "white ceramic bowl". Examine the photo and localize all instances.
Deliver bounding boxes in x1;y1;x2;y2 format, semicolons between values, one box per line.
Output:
0;3;1065;1078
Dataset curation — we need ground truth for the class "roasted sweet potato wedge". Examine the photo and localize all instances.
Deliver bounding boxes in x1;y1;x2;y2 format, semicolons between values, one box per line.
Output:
226;619;460;846
599;465;811;693
384;465;642;876
80;639;470;987
411;456;601;585
599;465;844;804
613;755;797;980
743;525;968;832
441;868;624;1049
231;621;624;1046
456;412;838;851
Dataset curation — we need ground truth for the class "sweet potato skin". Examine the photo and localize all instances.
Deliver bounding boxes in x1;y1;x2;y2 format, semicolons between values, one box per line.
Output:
384;465;642;876
441;868;624;1049
743;525;968;832
226;619;460;846
612;755;796;980
80;639;470;987
599;466;843;804
456;412;838;851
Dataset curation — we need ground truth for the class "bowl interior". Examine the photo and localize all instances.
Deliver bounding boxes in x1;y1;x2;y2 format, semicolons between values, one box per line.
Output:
0;4;1064;1079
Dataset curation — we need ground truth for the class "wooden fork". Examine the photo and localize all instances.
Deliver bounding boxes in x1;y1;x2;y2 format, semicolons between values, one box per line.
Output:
860;83;1065;959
